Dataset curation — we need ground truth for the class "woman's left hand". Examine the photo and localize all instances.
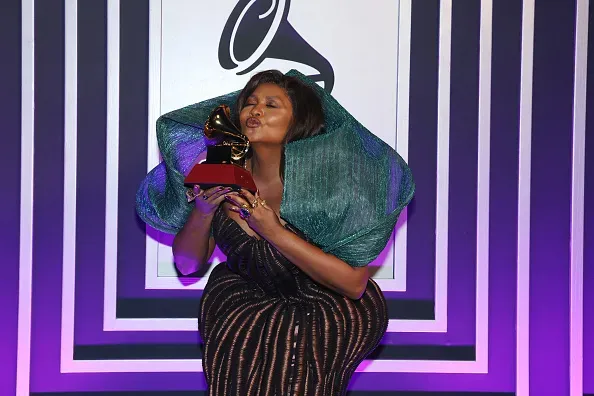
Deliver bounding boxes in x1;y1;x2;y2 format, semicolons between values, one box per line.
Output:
225;189;283;239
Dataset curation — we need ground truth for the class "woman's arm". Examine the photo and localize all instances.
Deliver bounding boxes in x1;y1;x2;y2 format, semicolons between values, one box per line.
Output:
172;185;234;275
172;209;216;275
227;189;370;300
266;227;369;300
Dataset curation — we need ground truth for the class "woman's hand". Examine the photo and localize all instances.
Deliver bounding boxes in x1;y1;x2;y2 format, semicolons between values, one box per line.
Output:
190;185;235;216
225;189;283;239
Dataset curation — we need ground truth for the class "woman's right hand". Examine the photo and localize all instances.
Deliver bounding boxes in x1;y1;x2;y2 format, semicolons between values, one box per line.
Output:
192;185;234;216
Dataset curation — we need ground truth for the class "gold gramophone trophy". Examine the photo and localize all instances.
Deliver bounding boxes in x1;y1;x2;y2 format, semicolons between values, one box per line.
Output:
184;105;257;200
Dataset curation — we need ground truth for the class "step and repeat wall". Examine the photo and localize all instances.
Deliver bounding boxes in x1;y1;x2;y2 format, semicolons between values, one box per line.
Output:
2;0;592;395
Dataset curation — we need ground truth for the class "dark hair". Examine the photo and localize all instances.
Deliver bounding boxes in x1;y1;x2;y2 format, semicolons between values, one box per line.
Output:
234;70;325;180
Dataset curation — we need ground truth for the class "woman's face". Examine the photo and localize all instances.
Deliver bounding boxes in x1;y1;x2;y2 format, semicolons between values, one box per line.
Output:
239;83;293;145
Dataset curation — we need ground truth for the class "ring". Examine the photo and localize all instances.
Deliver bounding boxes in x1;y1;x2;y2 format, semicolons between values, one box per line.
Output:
251;199;259;208
260;199;267;207
185;189;198;202
239;206;252;219
202;195;209;200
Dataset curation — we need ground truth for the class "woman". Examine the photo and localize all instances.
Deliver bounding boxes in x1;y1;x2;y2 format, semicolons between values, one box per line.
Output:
136;70;414;395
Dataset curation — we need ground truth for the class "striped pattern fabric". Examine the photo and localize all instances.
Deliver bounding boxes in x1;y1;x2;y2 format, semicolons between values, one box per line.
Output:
200;207;387;395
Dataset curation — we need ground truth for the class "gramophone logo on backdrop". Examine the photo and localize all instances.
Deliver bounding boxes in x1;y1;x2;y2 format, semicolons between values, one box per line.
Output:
218;0;335;92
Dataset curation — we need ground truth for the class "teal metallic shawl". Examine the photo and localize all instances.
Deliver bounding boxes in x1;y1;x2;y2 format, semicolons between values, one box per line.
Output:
136;70;414;267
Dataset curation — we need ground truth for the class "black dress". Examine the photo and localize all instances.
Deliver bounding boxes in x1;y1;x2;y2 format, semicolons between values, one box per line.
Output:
199;207;388;395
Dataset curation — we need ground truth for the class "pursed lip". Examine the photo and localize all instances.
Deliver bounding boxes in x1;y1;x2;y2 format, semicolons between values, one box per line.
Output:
246;117;261;128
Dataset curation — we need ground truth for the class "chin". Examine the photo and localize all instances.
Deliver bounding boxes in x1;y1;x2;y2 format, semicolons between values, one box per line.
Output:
243;130;259;139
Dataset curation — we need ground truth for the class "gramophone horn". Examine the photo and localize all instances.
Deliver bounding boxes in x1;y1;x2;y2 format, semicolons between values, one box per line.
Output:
203;105;250;162
204;105;248;143
218;0;335;92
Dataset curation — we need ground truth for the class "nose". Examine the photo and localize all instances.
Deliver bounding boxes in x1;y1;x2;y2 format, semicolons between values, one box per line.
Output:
250;103;264;117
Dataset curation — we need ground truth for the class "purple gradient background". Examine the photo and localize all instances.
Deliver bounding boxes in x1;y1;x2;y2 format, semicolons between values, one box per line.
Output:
584;0;594;392
0;1;21;395
529;1;575;395
4;0;593;394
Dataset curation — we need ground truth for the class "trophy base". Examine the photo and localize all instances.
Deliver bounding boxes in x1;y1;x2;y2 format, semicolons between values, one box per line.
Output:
184;163;257;194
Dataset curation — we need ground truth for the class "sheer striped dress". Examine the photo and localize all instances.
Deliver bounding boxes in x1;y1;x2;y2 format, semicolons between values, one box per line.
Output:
198;206;388;395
